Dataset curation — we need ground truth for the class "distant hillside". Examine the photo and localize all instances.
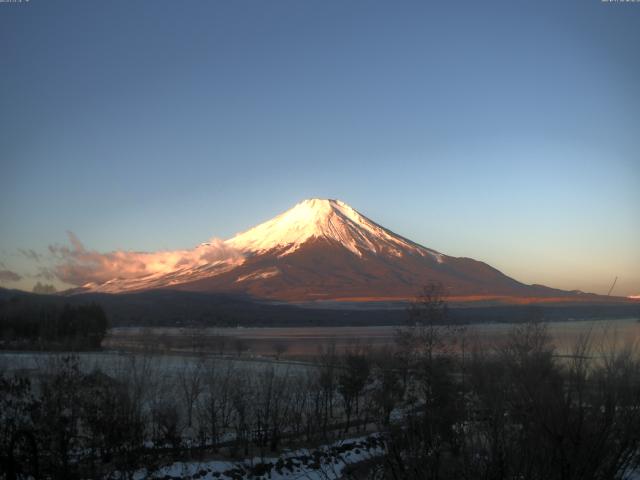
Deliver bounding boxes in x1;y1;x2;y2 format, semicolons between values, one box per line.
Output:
2;287;638;328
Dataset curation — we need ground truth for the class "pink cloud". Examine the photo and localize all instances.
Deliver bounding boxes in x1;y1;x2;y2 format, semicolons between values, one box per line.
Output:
49;232;243;286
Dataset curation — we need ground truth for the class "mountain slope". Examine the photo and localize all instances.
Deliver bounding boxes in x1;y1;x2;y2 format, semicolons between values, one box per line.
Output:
226;198;442;259
78;198;583;301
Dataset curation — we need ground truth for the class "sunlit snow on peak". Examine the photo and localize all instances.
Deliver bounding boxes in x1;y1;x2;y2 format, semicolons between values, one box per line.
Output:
226;198;443;260
71;199;444;293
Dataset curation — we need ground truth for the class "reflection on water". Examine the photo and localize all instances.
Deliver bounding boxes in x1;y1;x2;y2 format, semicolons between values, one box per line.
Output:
103;317;640;357
465;318;640;356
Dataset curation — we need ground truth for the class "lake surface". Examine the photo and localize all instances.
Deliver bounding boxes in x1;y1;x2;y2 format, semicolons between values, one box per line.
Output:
1;318;638;375
103;317;640;357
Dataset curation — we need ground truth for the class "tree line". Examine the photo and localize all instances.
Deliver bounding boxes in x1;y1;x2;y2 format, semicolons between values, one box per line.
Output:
0;296;108;350
2;284;640;479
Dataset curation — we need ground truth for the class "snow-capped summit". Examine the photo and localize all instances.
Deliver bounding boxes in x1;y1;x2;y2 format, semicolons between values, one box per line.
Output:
74;198;579;301
226;198;441;260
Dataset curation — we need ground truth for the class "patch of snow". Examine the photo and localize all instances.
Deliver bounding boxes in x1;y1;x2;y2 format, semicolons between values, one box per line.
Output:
87;258;243;293
236;267;281;283
227;198;443;260
119;434;384;480
79;198;444;294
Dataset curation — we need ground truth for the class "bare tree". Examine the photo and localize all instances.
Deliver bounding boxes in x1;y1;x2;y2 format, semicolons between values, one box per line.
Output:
38;355;84;478
234;338;249;357
272;342;289;360
338;353;371;433
371;354;403;426
197;358;235;450
230;370;252;456
253;366;292;458
178;357;204;429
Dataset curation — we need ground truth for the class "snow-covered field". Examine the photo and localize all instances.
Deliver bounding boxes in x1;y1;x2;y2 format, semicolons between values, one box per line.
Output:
0;351;313;376
121;435;384;480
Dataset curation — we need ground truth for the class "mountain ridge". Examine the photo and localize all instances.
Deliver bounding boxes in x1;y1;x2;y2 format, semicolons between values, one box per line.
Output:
70;198;608;302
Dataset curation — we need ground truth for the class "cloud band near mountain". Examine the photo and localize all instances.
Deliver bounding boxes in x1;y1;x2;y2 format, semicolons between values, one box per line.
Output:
48;232;243;286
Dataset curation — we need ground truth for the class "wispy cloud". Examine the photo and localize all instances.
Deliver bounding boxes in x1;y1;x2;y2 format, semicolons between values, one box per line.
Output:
34;267;56;281
19;248;42;262
0;270;22;283
48;231;243;286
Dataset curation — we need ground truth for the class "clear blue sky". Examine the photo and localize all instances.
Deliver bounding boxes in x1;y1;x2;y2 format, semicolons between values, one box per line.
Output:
1;0;639;295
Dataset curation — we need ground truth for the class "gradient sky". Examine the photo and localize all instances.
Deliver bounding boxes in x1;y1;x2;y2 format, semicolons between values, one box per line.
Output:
1;0;639;295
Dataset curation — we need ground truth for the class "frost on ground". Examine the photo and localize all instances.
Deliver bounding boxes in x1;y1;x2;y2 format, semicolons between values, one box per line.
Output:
121;434;384;480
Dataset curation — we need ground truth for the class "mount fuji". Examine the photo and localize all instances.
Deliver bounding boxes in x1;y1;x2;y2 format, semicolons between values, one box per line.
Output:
76;199;583;302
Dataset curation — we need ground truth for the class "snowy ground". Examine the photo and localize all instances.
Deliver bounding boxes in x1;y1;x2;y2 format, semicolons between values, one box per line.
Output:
0;351;312;377
120;435;384;480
